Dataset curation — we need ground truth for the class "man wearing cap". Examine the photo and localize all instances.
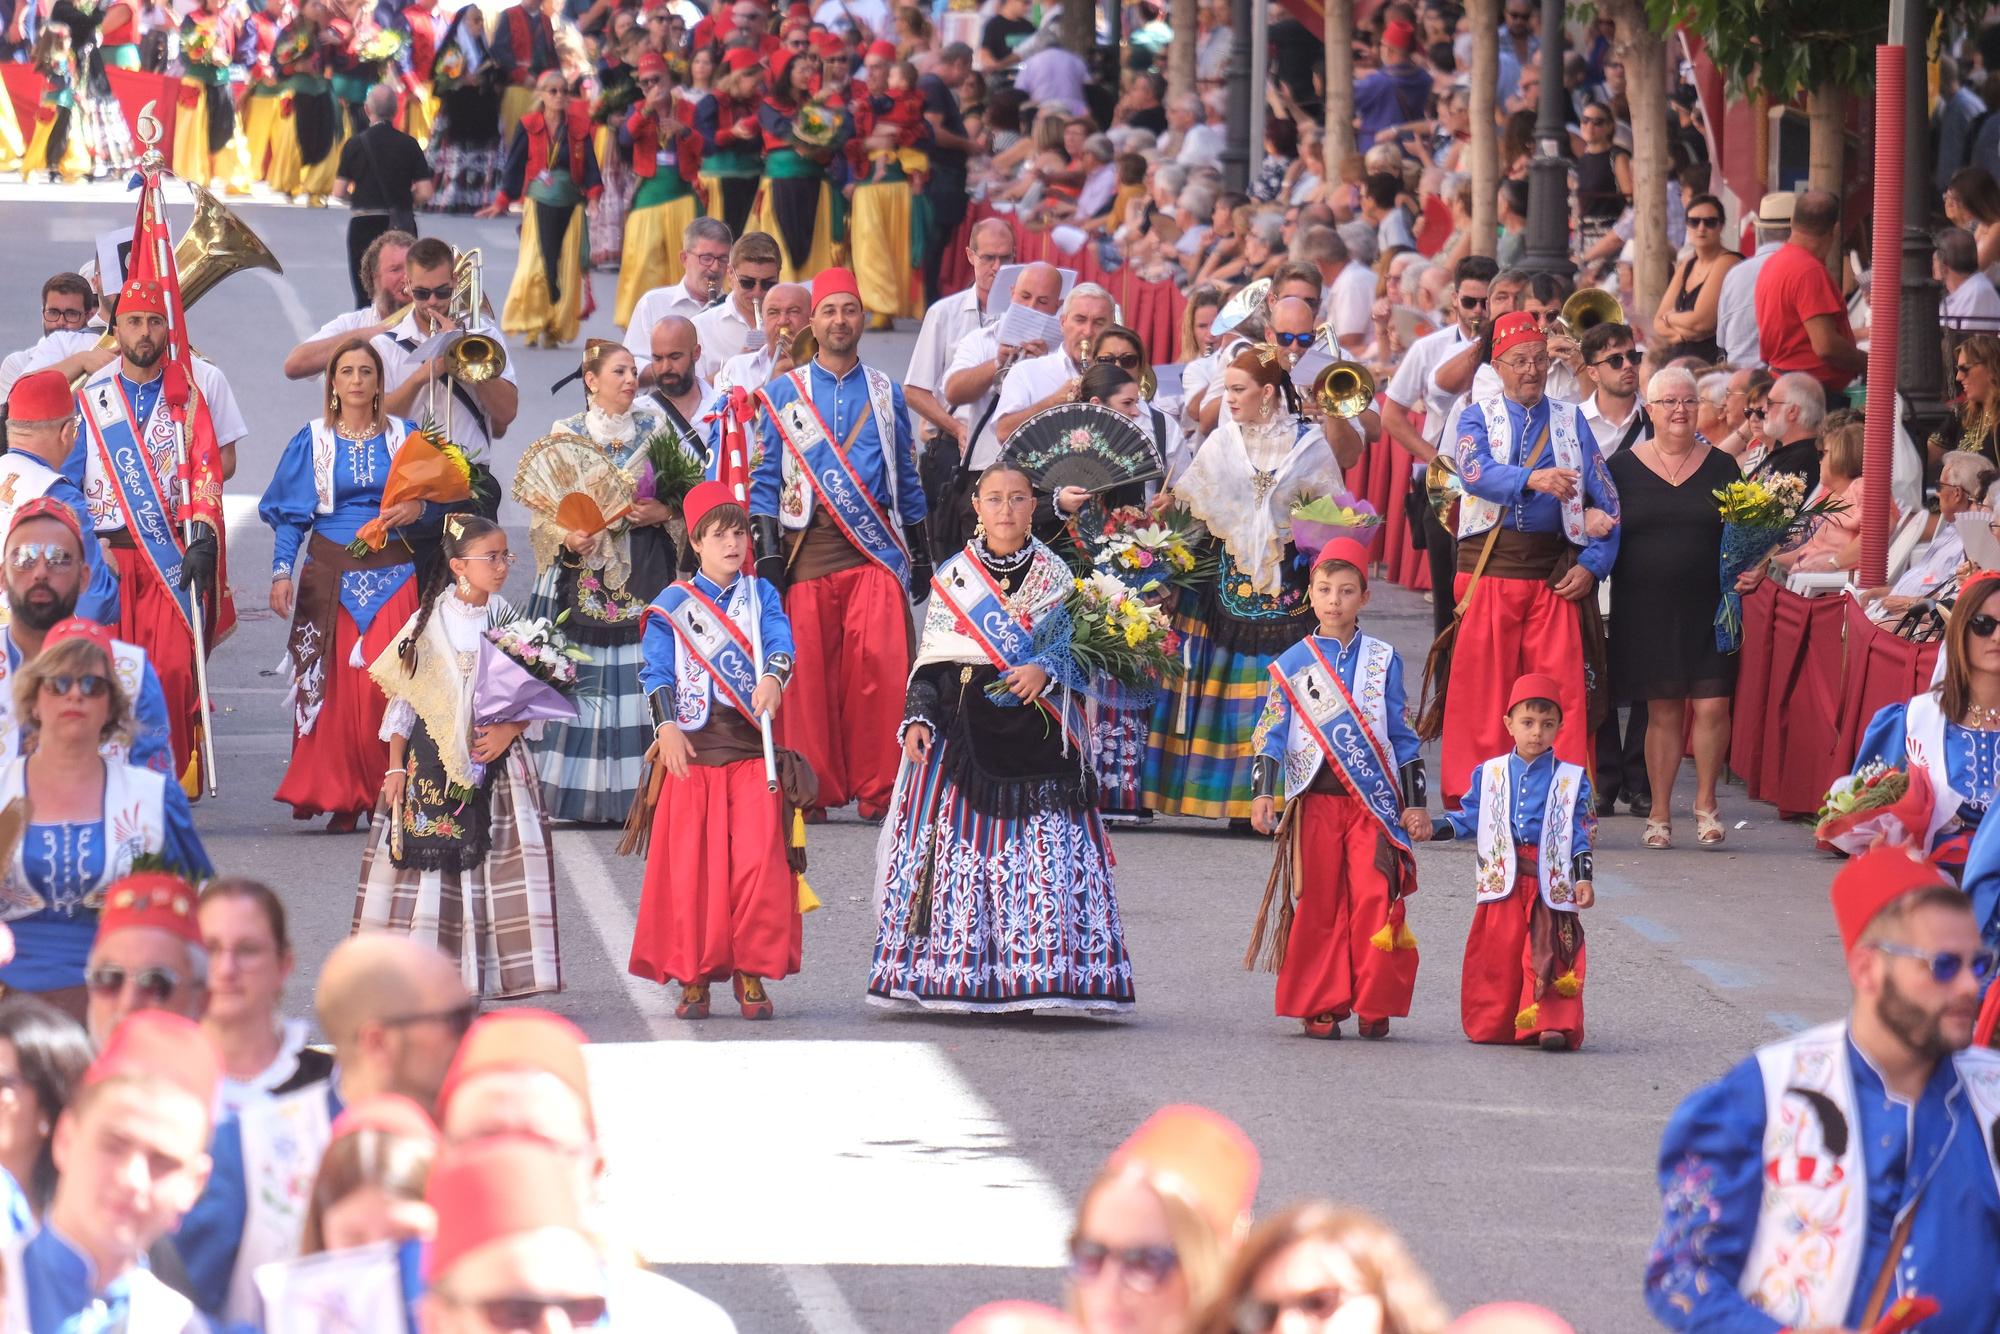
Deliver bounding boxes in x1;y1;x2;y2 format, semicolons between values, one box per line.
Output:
1716;192;1793;370
0;504;170;774
65;275;248;790
434;1011;738;1329
5;1013;219;1332
1;370;119;624
692;53;767;239
80;872;210;1046
1643;847;2000;1331
1438;310;1619;811
1353;18;1431;144
941;261;1066;540
174;933;472;1324
613;51;709;330
751;267;928;822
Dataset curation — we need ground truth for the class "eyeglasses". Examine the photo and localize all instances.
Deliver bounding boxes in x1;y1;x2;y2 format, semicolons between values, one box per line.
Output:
1957;364;1972;378
1686;214;1722;229
1068;1239;1180;1292
1496;354;1550;372
1272;331;1316;348
1651;397;1698;412
1233;1288;1350;1334
1095;352;1143;368
86;964;185;1005
383;1001;479;1036
738;275;779;291
1458;294;1489;310
968;249;1014;266
1871;941;1998;985
539;85;570;98
447;1295;610;1329
42;307;87;326
1505;8;1532;19
409;284;452;303
1967;611;2000;639
1533;309;1561;327
9;543;75;571
39;674;109;698
1590;352;1636;370
459;551;517;567
786;36;809;48
1582;115;1611;127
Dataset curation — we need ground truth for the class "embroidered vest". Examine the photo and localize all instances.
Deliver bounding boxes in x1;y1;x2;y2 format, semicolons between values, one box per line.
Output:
307;418;412;517
1457;393;1588;544
1741;1024;2000;1327
0;755;171;922
508;106;594;203
1275;635;1395;801
0;637;151;769
663;577;759;731
1902;693;1967;854
771;365;903;532
1470;756;1584;910
0;456;63;627
224;1084;336;1326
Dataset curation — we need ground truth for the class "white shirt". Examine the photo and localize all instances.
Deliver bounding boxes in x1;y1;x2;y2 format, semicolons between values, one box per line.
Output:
1717;240;1781;368
813;0;887;37
308;306;384;343
1321;260;1376;352
993;346;1087;444
371;311;516;460
5;327;96;406
942;326;1011;468
1175;123;1224;169
714;344;777;395
1383;322;1470;446
692;299;758;383
0;349;35;405
1887;521;1966;600
906;287;988;402
1944;272;2000;330
1578;391;1646;457
1073;162;1118;221
624;279;714;369
1179;345;1227;435
217;1018;316;1122
1439;360;1583;451
53;348;250;450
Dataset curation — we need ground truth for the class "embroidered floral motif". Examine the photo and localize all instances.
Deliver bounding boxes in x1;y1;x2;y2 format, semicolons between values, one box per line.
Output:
573;568;645;624
341;568;405;619
1646;1155;1724;1316
1250;688;1284;755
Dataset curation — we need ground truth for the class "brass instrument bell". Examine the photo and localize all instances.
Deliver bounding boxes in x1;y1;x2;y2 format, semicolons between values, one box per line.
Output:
785;325;817;366
1552;287;1624;340
1139;363;1157;400
444;248;505;384
1312;359;1374;419
1425;452;1465;524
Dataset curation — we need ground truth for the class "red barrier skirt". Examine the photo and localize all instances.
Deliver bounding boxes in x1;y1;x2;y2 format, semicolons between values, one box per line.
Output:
1835;597;1942;767
1729;580;1777;793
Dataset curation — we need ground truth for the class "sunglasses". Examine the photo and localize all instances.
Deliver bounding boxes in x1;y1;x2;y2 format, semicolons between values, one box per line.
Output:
1871;941;1998;985
86;964;183;1004
1968;612;2000;640
739;275;779;291
1686;215;1722;229
1068;1239;1180;1292
454;1295;609;1329
637;75;663;87
39;674;109;698
1458;294;1489;309
409;284;452;302
1582;116;1611;127
1590;352;1636;370
1273;331;1316;348
1957;364;1972;378
1095;352;1142;368
1233;1288;1349;1334
9;543;75;571
1745;406;1767;419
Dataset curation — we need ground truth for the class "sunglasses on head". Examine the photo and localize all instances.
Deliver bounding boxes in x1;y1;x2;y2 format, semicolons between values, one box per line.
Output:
1871;941;1998;985
9;543;74;571
1273;330;1316;348
1095;352;1142;369
1591;351;1636;370
1068;1239;1180;1292
86;964;182;1004
739;275;778;291
1686;214;1722;228
39;674;109;698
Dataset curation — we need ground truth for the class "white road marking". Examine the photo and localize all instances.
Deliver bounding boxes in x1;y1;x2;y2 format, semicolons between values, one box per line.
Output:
585;1040;1072;1268
250;268;315;342
556;828;686;1039
780;1266;872;1334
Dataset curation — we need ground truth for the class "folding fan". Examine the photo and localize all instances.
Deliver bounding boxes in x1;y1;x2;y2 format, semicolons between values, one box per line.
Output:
1003;403;1162;496
513;432;637;537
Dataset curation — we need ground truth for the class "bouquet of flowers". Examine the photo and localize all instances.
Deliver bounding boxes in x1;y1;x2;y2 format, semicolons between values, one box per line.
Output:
634;427;708;511
346;421;478;556
985;572;1179;707
1713;474;1850;652
1814;761;1931;856
1087;504;1211;597
354;26;403;63
790;101;840;160
592;79;642;125
181;26;223;68
474;616;588;728
1289;491;1384;562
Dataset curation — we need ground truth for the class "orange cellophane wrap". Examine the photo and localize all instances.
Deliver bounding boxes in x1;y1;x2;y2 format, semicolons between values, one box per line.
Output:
351;428;474;552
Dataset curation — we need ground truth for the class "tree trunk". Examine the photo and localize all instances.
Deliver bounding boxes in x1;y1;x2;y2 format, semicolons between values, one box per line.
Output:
1323;0;1355;173
1807;80;1845;278
1168;0;1197;102
1608;0;1668;331
1467;0;1499;258
1063;0;1093;56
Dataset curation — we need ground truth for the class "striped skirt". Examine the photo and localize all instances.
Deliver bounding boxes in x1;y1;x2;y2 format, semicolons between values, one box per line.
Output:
868;743;1136;1014
1142;604;1283;821
1091;681;1150;814
526;571;651;824
353;743;562;999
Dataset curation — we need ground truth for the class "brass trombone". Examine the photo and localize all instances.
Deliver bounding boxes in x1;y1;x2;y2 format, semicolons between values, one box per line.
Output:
1312;359;1375;419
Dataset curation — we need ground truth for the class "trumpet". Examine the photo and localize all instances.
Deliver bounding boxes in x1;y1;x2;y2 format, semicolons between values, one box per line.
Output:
785;325;817;367
1425;452;1465;524
1550;287;1624;341
1312;360;1374;419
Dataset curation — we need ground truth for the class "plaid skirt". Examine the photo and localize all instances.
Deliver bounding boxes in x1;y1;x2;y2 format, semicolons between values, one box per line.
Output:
1141;604;1284;821
525;570;651;823
353;742;563;999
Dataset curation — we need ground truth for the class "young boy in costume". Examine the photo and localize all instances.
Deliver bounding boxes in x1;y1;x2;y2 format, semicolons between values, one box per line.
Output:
1246;538;1431;1040
1432;672;1597;1050
629;480;806;1021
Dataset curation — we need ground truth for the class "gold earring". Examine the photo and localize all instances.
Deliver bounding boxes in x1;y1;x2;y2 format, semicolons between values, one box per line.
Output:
974;518;986;540
457;576;472;597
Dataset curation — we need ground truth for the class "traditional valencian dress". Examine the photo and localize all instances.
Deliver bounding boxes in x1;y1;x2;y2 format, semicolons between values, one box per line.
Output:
261;415;437;822
1852;690;1998;882
1145;412;1338;820
629;568;802;991
353;591;562;998
868;538;1137;1013
1645;1024;2000;1330
1248;628;1423;1032
524;404;674;822
1436;748;1593;1048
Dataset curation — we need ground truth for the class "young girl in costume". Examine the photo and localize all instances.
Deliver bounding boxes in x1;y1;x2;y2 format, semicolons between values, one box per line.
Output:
353;513;563;999
628;481;804;1021
1246;539;1429;1040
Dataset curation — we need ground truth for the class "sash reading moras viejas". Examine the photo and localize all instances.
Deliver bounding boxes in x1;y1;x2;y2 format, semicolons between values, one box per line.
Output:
932;552;1085;752
758;369;910;584
78;376;202;633
642;581;762;725
1270;638;1413;855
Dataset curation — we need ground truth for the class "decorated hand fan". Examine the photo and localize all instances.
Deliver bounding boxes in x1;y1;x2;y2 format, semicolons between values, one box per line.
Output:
513;432;637;538
1004;403;1162;496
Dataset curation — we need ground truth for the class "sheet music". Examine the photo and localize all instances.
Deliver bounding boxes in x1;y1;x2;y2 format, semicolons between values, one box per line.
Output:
996;304;1063;351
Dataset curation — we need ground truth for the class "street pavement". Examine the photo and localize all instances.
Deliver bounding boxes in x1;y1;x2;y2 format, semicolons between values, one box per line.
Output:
0;181;1860;1333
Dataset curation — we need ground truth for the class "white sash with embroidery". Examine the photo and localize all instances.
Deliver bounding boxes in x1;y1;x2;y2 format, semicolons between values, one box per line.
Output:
1276;637;1394;799
1901;693;1966;855
768;364;903;531
1469;755;1584;909
1457;393;1587;544
225;1083;336;1326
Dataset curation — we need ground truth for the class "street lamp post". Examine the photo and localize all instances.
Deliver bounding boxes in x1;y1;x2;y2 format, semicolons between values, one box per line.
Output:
1221;0;1253;192
1897;0;1947;445
1520;0;1574;280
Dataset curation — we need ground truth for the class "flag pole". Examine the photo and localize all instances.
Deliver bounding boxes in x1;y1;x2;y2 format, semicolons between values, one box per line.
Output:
724;392;779;793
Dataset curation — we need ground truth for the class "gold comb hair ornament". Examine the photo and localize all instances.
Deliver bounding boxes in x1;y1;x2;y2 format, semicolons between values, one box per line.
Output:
1254;342;1282;368
443;513;475;541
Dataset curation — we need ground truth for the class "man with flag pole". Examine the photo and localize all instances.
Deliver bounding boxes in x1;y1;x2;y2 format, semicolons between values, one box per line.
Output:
750;267;929;822
69;120;238;795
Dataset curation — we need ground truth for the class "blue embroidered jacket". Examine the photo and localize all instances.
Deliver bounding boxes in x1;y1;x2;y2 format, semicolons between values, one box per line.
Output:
747;360;927;526
1453;394;1621;580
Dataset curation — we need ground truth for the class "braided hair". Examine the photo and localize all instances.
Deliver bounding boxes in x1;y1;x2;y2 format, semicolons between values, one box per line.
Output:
398;512;502;675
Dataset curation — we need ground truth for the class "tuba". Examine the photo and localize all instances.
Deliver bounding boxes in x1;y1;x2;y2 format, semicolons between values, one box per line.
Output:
1552;287;1624;340
73;180;283;387
1312;360;1374;419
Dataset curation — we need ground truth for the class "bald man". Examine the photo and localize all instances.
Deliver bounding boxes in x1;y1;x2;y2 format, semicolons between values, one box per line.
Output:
175;935;472;1324
646;314;713;438
1242;294;1374;474
714;282;812;394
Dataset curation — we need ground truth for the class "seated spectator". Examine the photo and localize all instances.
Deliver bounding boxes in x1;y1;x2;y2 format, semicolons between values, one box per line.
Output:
1774;420;1877;577
1164;92;1223;169
1252;117;1297;204
1931;333;2000;470
1938;225;2000;330
1696;369;1731;439
1863;450;1995;620
1040;134;1119;230
1946;164;2000;280
1497;178;1530;268
1115;70;1169;137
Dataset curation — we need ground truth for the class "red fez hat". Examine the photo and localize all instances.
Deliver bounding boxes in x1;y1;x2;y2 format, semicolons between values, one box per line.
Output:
724;46;763;73
6;369;72;423
680;480;741;537
423;1136;589;1283
45;616;115;660
85;1011;220;1109
438;1009;592;1123
1106;1105;1259;1242
1831;844;1954;955
635;51;667;79
330;1093;441;1146
769;47;801;88
95;872;202;949
811;266;861;311
1310;536;1373;580
1505;672;1563;713
785;1;810;16
1491;310;1545;359
116;278;167;318
9;495;83;546
1382;17;1415;50
866;39;897;60
810;30;843;56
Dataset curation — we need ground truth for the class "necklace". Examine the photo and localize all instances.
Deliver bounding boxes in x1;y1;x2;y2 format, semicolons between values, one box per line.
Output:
1967;702;2000;731
1652;440;1699;486
972;535;1031;573
334;418;376;441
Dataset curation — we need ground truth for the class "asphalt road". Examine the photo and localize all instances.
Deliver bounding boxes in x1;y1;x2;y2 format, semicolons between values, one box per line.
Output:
0;181;1859;1333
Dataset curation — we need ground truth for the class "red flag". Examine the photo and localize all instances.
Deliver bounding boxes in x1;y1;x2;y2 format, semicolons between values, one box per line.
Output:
721;385;755;503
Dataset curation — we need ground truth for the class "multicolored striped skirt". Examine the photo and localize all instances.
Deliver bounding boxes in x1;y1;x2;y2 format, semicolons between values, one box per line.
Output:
868;744;1136;1014
1143;600;1300;821
526;572;651;824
